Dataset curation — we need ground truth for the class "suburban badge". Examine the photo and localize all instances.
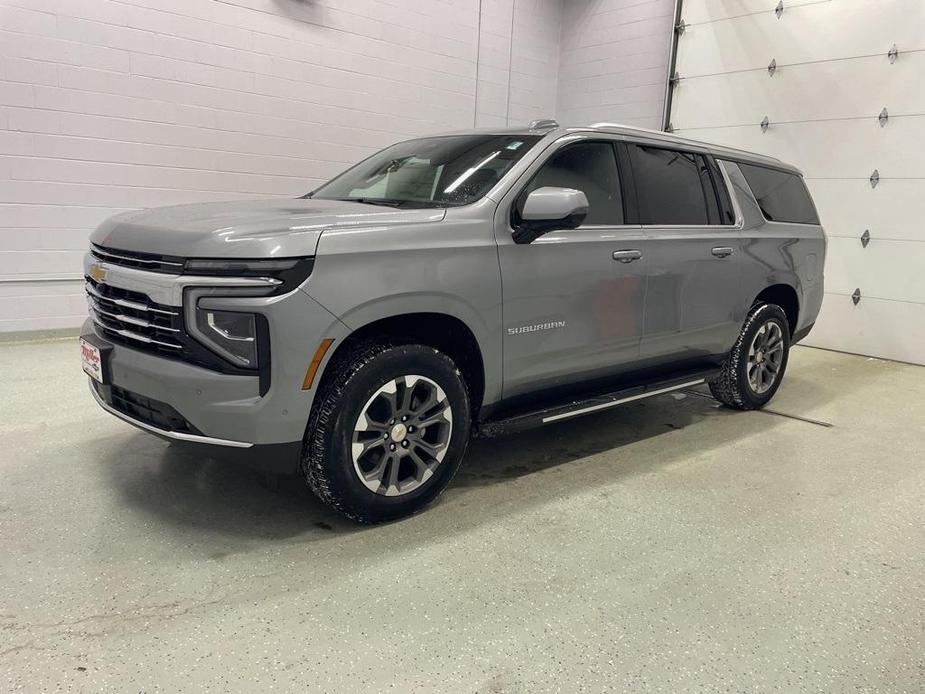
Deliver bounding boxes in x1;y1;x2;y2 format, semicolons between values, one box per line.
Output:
507;320;566;335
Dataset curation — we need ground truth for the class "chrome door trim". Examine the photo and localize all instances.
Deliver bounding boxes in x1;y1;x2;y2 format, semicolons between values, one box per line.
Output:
542;378;705;423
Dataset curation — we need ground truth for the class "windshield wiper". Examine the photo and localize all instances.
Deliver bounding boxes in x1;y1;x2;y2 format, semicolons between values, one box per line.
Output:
330;197;405;208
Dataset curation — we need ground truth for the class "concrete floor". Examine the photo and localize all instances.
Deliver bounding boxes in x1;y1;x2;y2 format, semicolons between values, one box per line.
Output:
0;340;923;692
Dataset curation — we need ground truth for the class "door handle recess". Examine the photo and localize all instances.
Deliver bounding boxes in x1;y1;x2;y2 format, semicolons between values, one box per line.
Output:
613;250;643;263
711;246;735;258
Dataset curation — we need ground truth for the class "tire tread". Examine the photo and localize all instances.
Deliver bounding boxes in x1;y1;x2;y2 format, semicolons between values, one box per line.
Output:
709;303;790;411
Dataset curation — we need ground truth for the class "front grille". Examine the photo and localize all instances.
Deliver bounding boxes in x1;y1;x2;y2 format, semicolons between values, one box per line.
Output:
85;277;262;380
86;278;186;356
104;383;202;435
90;243;186;274
85;245;270;390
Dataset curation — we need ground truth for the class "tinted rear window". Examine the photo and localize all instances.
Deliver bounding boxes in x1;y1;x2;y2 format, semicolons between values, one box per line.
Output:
736;163;819;224
627;145;711;225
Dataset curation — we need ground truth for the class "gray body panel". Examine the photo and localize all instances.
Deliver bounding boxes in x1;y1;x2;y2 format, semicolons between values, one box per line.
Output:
91;199;445;258
81;123;826;468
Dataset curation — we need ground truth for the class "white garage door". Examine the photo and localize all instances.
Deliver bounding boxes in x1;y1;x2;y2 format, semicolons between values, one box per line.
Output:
669;0;925;365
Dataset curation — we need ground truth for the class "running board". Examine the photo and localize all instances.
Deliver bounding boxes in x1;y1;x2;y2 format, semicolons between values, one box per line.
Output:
476;369;720;437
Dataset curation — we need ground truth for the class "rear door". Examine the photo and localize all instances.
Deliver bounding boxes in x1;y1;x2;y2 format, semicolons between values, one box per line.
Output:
624;142;744;365
494;137;648;398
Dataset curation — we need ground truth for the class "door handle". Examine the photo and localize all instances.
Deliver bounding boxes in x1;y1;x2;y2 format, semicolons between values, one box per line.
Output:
711;246;735;258
613;249;643;263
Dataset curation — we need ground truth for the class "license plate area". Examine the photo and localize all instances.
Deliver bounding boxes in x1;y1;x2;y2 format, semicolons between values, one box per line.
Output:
80;336;112;384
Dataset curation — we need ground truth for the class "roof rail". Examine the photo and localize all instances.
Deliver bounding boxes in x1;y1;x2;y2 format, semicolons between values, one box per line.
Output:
589;121;665;136
528;118;559;130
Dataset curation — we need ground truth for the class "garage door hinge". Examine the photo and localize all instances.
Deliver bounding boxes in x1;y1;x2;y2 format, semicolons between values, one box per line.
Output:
669;70;681;85
888;44;899;64
870;169;880;188
852;289;861;306
760;116;770;133
878;107;889;127
861;229;870;247
665;122;675;133
675;19;687;35
775;1;784;18
768;58;777;76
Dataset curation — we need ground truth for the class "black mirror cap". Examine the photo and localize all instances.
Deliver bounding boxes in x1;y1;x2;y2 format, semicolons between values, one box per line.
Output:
513;208;588;244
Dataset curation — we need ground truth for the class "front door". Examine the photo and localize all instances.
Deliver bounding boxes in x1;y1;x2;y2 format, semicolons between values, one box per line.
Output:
495;139;648;398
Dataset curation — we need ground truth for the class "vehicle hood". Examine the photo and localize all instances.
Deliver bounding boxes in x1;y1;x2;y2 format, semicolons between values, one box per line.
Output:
90;198;447;258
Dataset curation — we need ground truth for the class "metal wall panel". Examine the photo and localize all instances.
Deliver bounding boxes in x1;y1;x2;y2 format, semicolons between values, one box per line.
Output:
677;0;923;77
810;179;925;243
809;296;925;366
825;238;925;305
681;0;823;25
671;0;925;364
688;118;925;178
672;51;925;129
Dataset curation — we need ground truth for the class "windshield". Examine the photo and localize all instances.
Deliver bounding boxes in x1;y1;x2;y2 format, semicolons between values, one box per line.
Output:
310;134;542;208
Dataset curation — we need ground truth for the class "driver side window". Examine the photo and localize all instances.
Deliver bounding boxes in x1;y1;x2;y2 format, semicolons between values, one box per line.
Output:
520;141;624;226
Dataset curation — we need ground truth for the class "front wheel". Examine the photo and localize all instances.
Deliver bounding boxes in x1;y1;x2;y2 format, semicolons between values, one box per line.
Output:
709;303;791;410
301;342;471;523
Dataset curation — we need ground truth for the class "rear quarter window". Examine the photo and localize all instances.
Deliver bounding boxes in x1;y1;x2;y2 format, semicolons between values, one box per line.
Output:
734;162;820;225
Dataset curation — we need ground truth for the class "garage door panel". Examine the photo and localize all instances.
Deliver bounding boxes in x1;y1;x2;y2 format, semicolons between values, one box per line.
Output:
673;51;925;129
677;0;925;77
804;294;925;365
824;237;925;304
679;118;925;179
672;0;925;364
681;0;823;26
809;179;925;242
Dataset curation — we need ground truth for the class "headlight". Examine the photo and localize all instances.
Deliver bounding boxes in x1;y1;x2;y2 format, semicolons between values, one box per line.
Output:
185;287;269;370
194;308;258;368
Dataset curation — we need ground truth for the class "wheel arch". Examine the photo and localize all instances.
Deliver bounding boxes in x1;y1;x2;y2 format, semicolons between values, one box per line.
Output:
319;311;488;418
754;283;799;335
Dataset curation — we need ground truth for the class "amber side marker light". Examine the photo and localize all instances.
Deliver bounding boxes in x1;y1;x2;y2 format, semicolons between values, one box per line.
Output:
301;338;335;390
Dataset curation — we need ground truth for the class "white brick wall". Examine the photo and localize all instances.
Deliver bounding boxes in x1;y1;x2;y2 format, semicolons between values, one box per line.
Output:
557;0;675;130
474;0;563;128
0;0;673;333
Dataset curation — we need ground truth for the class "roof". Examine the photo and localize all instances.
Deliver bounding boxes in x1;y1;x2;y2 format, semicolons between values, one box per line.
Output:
439;120;800;174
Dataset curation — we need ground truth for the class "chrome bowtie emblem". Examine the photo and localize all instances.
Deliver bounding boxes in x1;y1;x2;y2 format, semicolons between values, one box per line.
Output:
89;263;107;284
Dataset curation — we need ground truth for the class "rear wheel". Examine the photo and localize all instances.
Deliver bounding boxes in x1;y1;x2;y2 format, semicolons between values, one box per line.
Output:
302;342;470;523
709;303;791;410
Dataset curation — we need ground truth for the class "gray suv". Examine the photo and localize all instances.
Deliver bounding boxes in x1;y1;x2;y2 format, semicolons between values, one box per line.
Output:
80;120;825;522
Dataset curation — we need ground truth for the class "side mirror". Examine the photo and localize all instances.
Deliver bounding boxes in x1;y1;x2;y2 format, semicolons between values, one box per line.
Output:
513;187;589;243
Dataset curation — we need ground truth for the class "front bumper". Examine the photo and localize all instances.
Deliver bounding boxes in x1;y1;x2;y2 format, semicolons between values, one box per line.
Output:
87;376;301;473
80;268;347;473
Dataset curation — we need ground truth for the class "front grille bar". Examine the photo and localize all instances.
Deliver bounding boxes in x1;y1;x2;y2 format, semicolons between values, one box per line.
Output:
85;282;178;316
91;245;184;269
89;310;183;349
90;304;180;333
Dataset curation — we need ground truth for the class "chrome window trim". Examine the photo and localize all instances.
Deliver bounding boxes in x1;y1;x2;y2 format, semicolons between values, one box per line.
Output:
89;383;254;448
496;132;746;237
760;219;825;228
